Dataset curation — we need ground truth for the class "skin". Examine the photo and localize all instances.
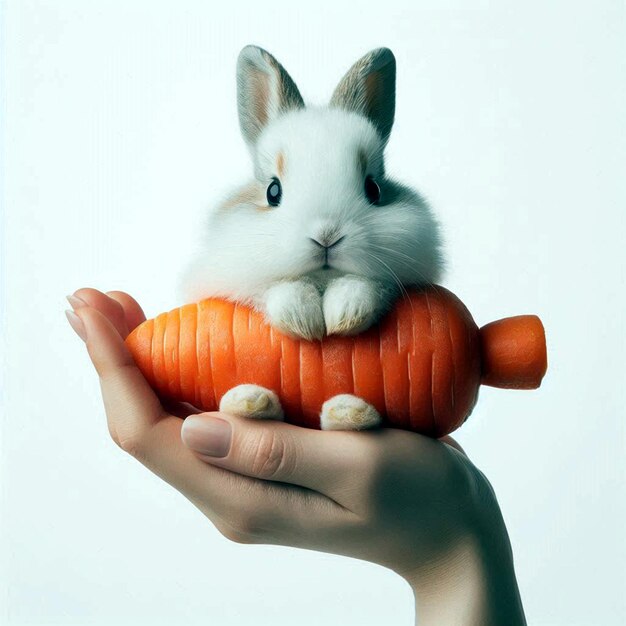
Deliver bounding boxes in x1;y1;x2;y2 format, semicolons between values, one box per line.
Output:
65;287;527;626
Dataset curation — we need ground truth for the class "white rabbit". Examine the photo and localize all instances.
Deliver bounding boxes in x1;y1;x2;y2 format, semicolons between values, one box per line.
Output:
178;45;444;430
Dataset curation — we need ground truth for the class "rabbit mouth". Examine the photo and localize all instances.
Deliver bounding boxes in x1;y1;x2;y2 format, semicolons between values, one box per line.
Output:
320;248;341;270
310;234;345;271
320;254;336;270
317;251;332;269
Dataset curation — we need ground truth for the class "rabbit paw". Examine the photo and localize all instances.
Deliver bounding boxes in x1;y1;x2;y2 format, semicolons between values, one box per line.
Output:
320;394;382;430
323;275;382;336
219;384;284;420
264;280;326;341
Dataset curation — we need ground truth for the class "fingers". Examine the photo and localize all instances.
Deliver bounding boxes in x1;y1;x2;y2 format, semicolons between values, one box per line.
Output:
73;305;166;447
105;290;147;333
110;408;354;548
68;288;148;338
69;301;351;546
181;411;378;504
68;288;197;419
69;288;130;337
71;305;212;494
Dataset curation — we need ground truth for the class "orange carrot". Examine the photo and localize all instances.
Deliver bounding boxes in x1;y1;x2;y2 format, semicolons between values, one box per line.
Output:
125;285;547;437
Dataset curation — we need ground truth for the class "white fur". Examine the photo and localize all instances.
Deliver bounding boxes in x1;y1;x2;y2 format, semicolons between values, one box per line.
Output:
264;279;325;341
179;107;444;318
177;46;446;430
219;384;284;420
320;394;382;430
323;273;387;336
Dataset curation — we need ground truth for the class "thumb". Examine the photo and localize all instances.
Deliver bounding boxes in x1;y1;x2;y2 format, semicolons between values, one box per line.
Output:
180;411;362;500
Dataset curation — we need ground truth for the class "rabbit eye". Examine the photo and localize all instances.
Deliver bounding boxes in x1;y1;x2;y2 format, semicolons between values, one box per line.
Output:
266;177;282;207
364;175;381;204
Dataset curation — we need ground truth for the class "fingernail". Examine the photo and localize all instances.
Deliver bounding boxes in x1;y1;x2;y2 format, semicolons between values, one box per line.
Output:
66;293;88;310
65;309;87;342
182;415;232;458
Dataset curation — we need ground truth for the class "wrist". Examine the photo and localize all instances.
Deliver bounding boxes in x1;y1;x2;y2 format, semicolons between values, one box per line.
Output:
405;504;526;626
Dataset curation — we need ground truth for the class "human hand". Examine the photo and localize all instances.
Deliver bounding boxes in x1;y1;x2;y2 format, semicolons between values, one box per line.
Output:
65;288;526;626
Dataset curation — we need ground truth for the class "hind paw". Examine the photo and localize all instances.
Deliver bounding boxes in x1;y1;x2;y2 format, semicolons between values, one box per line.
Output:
219;384;284;420
320;394;382;431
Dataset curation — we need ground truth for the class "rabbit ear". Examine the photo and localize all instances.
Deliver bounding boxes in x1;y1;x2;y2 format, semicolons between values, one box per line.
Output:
237;45;305;148
329;48;396;146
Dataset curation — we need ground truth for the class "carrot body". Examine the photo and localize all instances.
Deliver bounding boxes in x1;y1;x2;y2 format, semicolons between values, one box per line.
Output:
125;285;547;437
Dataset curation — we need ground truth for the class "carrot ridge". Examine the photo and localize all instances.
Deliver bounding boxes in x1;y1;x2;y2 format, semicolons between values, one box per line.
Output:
124;285;546;437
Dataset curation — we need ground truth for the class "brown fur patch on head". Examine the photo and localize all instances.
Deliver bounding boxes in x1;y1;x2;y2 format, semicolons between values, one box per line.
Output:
219;180;268;211
276;151;285;178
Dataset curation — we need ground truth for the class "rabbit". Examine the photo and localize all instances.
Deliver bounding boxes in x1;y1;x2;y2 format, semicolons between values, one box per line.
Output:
177;45;445;430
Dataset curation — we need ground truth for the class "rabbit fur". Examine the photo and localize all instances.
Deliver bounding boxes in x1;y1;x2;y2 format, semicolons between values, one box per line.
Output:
178;45;445;430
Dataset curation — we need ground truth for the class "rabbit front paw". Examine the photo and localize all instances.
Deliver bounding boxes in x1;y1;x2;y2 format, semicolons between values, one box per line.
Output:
264;280;326;341
323;275;383;336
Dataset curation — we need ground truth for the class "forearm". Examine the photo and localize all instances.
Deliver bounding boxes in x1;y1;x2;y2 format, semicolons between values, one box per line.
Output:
407;512;526;626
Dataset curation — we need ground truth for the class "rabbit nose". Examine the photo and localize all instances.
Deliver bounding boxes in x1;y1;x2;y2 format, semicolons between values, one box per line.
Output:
309;234;346;249
310;224;344;248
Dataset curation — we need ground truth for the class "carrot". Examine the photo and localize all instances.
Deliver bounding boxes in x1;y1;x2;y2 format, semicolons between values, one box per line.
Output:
125;285;547;437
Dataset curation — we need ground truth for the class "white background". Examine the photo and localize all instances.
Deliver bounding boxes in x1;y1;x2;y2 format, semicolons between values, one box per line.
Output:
2;1;625;624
